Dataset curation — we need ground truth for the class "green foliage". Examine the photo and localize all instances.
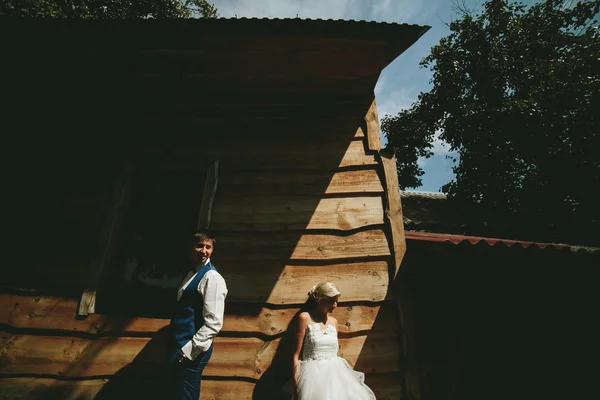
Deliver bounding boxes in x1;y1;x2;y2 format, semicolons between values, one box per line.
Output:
380;109;434;190
0;0;219;19
383;0;600;243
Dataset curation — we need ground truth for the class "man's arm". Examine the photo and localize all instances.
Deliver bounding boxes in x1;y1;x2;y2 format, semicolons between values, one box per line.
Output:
181;271;228;360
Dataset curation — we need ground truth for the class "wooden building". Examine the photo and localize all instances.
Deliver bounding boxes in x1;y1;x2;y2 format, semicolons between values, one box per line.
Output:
0;18;429;399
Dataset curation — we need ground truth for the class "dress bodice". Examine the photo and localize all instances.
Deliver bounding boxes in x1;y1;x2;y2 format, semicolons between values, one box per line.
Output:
301;323;339;361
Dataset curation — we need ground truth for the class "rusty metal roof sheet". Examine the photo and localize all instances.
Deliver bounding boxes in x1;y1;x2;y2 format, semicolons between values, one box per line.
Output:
405;231;600;253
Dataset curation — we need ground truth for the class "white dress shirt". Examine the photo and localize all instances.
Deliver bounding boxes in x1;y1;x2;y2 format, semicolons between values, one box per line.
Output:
177;258;228;361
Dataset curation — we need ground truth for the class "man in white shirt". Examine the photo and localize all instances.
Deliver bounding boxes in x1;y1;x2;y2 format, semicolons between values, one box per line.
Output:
168;231;228;400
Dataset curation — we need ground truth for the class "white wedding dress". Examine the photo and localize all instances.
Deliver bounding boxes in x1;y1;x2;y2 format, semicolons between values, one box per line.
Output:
295;323;376;400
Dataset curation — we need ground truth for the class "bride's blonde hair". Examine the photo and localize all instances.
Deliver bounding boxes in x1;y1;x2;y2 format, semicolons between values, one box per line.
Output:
308;282;341;302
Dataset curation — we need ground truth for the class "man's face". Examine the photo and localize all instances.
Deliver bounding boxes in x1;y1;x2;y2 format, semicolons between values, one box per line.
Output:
192;239;214;265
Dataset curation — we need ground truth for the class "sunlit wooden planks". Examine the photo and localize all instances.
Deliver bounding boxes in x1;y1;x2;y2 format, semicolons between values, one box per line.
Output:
0;374;401;400
0;378;256;400
0;294;397;336
0;333;400;379
220;261;389;304
212;196;384;231
216;230;390;262
217;169;383;197
0;378;104;400
144;139;377;172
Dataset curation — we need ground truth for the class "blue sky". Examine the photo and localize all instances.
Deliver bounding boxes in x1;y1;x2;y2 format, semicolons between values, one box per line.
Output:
210;0;538;192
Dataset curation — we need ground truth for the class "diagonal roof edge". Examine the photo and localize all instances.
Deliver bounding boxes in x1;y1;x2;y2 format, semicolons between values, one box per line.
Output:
405;231;600;254
0;17;430;64
0;16;430;37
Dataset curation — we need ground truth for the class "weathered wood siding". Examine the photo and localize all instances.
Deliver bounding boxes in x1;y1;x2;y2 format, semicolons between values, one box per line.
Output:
1;104;407;399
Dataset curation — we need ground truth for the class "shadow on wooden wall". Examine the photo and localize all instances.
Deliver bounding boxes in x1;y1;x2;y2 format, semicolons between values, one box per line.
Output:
93;326;170;400
251;306;306;399
1;98;399;399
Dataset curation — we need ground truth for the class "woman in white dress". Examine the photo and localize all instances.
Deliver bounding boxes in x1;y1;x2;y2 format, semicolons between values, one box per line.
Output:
291;282;376;400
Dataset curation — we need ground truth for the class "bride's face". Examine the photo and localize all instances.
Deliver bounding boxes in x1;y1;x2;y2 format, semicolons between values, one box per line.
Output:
319;296;339;313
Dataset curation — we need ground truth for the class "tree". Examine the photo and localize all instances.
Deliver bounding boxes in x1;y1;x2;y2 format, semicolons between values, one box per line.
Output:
0;0;218;19
382;0;600;244
380;109;434;190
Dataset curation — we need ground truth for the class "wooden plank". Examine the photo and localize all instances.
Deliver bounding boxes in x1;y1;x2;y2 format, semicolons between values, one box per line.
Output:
135;47;386;77
365;98;382;151
0;377;255;400
221;261;390;304
365;373;403;400
0;377;104;400
379;149;406;278
78;165;132;316
145;138;377;172
0;332;400;379
212;196;384;231
197;159;219;230
9;260;91;292
0;373;401;400
140;98;367;120
378;144;413;396
136;75;376;96
217;229;390;262
218;168;383;196
224;302;398;336
115;260;390;305
0;293;396;336
133;36;390;55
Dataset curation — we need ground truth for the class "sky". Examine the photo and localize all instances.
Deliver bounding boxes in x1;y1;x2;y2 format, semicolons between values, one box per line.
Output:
209;0;538;192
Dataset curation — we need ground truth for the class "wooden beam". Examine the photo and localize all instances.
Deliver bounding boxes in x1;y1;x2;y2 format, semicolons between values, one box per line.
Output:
378;149;406;278
0;378;256;400
217;230;390;262
0;373;402;400
0;293;397;336
221;260;390;304
146;138;378;172
78;164;132;316
365;98;382;151
212;196;385;231
0;332;401;379
197;159;219;230
218;168;384;197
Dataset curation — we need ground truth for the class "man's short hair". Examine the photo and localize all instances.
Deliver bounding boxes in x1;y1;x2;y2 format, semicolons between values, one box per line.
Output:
191;231;217;247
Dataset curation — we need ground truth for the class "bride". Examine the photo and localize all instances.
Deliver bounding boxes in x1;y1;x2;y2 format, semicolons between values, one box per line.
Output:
291;282;376;400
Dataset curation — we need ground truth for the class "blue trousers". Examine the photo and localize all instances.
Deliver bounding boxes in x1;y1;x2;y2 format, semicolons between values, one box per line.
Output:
170;345;213;400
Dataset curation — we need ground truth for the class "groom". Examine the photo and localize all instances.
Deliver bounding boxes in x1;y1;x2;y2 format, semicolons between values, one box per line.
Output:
168;231;228;400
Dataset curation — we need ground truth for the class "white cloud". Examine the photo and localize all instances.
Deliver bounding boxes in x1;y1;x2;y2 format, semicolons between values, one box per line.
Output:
431;130;451;155
211;0;443;23
213;0;361;20
372;0;444;24
375;86;416;120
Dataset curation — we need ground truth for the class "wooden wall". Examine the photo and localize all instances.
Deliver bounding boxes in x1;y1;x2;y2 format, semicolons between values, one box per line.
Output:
0;102;408;399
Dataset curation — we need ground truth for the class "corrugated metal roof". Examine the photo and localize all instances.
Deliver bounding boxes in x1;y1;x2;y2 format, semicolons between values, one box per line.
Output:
401;190;447;200
216;16;424;25
405;231;600;253
0;17;430;45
